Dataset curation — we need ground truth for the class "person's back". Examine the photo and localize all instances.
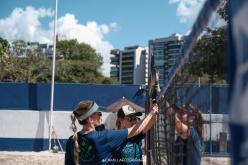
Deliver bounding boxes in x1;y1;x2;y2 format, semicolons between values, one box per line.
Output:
175;127;201;165
65;130;128;165
66;133;97;165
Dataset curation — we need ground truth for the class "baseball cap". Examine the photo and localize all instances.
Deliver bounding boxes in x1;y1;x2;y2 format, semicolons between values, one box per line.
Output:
117;105;142;118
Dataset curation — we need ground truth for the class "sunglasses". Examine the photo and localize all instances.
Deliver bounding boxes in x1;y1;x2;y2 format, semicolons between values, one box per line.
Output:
93;112;102;117
125;115;138;122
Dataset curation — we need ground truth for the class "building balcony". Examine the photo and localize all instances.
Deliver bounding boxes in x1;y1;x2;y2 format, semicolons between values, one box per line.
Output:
122;52;134;58
111;62;119;65
110;67;119;71
121;74;133;78
110;49;121;55
110;57;119;65
122;69;133;74
122;56;134;61
122;59;134;63
122;61;133;65
110;73;119;77
122;79;133;84
110;68;119;76
110;70;119;74
122;64;133;68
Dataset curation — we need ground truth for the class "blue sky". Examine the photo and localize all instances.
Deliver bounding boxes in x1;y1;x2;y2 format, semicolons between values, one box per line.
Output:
0;0;206;76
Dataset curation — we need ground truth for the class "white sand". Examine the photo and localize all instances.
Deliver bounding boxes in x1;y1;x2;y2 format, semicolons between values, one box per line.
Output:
0;151;64;165
0;151;231;165
202;157;231;165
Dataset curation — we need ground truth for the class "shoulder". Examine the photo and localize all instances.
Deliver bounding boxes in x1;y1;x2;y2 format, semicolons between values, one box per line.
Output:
66;135;75;144
189;127;198;135
188;127;200;140
84;129;128;141
65;134;79;149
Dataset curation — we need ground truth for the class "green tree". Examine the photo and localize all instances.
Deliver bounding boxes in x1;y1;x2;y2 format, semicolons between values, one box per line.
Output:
55;60;101;83
54;39;107;83
0;38;9;63
182;0;228;84
0;55;51;83
0;39;115;84
101;77;119;84
56;39;102;65
185;27;226;83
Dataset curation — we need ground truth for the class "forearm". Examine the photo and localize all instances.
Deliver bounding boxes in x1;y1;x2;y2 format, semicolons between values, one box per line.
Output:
127;111;157;138
175;115;188;139
142;114;157;134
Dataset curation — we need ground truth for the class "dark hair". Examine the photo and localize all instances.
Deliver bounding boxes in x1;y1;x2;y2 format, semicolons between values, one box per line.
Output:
117;108;125;118
183;104;204;144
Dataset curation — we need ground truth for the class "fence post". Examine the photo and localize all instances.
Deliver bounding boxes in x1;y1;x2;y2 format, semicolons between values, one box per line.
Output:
209;84;212;155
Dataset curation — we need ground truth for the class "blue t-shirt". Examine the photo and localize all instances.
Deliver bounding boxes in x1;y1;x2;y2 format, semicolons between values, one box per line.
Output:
65;129;128;165
175;127;202;165
113;133;145;165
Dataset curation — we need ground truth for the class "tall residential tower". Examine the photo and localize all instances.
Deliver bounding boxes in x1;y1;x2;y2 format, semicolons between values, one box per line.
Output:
110;45;148;85
149;33;184;86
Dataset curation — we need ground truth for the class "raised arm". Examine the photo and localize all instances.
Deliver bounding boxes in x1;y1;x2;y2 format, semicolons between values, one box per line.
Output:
175;115;189;139
142;104;158;134
164;100;189;139
141;71;160;134
127;104;158;138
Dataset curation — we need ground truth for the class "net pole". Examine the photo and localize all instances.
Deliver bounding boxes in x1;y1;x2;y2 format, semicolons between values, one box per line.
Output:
49;0;58;151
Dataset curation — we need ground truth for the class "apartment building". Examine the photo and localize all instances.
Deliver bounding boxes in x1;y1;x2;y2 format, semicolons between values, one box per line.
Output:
110;45;148;85
149;33;184;85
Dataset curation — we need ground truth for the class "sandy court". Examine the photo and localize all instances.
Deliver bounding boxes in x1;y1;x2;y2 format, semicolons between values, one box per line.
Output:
0;151;231;165
202;157;231;165
0;151;64;165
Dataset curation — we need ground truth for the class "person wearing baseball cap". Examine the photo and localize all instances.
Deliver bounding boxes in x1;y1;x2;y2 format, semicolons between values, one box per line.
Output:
113;105;156;164
65;100;158;165
117;105;142;125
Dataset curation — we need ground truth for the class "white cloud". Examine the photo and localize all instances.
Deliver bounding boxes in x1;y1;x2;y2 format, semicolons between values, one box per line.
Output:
185;30;191;36
0;6;53;43
208;12;226;28
55;14;116;77
109;22;120;31
168;0;226;28
168;0;205;23
110;22;118;29
0;6;118;77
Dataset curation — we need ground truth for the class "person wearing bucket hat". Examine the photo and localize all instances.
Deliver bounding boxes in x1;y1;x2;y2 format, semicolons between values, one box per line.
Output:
113;104;155;165
65;100;158;165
